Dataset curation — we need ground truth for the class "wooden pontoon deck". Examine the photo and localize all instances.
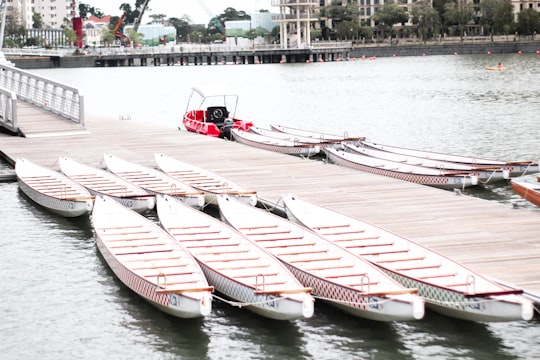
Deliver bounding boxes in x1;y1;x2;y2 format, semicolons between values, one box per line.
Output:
2;110;540;306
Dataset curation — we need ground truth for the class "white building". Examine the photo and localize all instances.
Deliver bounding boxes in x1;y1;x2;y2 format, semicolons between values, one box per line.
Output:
7;0;77;29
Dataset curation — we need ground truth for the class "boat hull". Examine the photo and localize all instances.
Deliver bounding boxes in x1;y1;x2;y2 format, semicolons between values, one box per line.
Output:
92;196;213;319
199;264;313;320
325;148;477;190
511;178;540;207
103;154;205;209
154;153;257;207
381;269;533;322
156;195;314;320
15;158;93;217
18;180;93;217
282;194;534;322
217;195;425;322
96;238;211;318
232;129;320;157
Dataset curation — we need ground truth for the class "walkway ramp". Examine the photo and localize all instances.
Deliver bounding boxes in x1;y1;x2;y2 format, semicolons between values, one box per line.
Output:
15;100;88;138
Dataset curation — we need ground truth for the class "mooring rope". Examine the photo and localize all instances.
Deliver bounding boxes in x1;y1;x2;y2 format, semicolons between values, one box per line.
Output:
211;293;287;308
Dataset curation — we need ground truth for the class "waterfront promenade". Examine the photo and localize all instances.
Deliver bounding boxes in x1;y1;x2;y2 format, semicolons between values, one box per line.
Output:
1;109;540;307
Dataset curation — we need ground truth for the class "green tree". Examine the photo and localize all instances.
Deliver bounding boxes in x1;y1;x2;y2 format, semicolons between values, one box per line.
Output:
78;3;104;19
410;0;440;43
32;12;44;29
190;31;204;43
63;27;77;46
480;0;514;40
101;28;115;46
371;2;408;43
335;20;360;40
5;12;26;47
169;16;194;42
444;0;474;42
516;8;540;36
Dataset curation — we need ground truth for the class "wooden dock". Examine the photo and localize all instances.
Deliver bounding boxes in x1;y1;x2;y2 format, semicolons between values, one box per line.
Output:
2;108;540;306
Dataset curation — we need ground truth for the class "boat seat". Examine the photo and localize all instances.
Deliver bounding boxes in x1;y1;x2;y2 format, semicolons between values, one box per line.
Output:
108;239;166;248
325;272;368;279
229;271;279;278
289;255;342;264
417;272;457;280
138;268;194;277
112;245;176;255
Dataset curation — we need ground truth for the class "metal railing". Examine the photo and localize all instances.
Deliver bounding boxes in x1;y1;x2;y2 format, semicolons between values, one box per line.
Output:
0;87;17;133
0;63;84;131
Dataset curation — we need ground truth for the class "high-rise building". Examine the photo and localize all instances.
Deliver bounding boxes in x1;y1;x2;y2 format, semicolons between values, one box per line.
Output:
8;0;77;29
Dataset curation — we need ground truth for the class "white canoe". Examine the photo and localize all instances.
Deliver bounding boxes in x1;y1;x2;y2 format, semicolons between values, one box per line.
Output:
250;126;343;149
157;195;314;320
344;143;510;184
361;141;539;177
59;157;155;213
15;158;93;217
282;195;534;322
217;195;425;322
92;195;213;318
270;124;365;143
324;148;479;190
231;129;320;158
154;153;257;206
103;154;205;209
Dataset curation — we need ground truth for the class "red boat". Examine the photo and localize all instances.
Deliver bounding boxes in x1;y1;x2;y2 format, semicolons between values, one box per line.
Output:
182;86;253;139
511;177;540;207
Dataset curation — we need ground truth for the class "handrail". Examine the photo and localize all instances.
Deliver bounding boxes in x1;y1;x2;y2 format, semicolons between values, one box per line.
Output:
0;86;18;133
0;63;84;126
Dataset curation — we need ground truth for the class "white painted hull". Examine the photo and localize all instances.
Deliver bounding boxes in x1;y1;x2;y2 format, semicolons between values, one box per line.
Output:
103;154;204;209
157;195;314;320
15;158;93;217
59;157;155;213
231;129;320;158
361;141;539;177
282;195;534;322
345;143;510;184
217;195;425;322
154;153;257;207
325;148;478;190
92;196;213;319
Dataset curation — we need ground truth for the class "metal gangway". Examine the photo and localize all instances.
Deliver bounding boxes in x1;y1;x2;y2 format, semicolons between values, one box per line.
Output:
0;63;84;134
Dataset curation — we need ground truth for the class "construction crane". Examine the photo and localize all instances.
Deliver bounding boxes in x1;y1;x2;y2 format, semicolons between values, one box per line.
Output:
133;0;151;32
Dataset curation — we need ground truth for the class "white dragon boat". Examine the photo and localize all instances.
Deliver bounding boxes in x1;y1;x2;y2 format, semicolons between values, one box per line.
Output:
360;140;539;177
103;154;205;209
92;195;213;318
154;153;257;206
270;124;365;144
59;156;155;213
231;129;320;158
157;195;314;320
249;126;344;149
324;148;479;190
282;194;534;322
216;195;425;322
344;143;510;184
15;158;93;217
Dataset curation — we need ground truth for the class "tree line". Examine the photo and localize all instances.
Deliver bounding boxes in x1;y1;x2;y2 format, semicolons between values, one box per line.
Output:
3;0;540;48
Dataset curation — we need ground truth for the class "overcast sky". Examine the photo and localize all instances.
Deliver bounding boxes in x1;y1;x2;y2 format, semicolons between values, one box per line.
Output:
85;1;273;24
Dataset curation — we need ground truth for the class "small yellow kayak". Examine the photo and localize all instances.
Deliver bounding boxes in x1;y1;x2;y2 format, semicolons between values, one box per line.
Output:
485;66;508;71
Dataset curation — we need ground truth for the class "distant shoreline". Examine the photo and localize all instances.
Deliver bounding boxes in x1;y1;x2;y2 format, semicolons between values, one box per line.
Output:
8;40;540;69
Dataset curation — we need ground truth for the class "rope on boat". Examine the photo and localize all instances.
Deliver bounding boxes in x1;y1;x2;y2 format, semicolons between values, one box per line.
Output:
210;293;287;308
478;169;498;185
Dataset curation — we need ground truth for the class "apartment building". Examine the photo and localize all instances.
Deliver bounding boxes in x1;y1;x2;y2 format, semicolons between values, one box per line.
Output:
6;0;77;29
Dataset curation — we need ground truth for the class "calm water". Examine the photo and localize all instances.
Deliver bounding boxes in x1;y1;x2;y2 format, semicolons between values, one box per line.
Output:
2;54;540;359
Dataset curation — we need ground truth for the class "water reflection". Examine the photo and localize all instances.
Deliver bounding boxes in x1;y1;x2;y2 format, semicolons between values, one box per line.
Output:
394;311;522;359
